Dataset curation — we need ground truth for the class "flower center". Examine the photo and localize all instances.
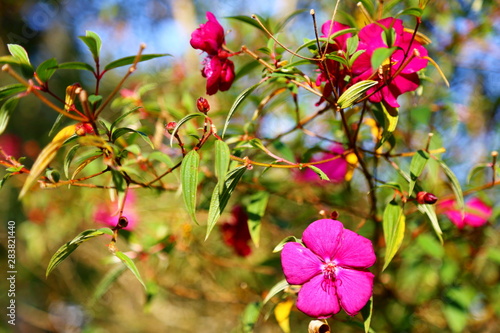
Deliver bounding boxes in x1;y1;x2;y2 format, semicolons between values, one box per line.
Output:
321;261;337;281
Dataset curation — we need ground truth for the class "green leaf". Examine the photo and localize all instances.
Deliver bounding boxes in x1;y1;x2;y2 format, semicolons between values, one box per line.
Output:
181;150;200;224
114;250;146;290
36;58;58;82
206;166;246;239
148;151;174;168
346;35;359;55
246;191;269;247
222;82;263;137
7;44;34;77
349;49;366;67
371;47;398;70
215;140;231;189
64;144;81;178
78;31;102;60
88;265;127;306
272;236;299;253
397;7;423;17
417;204;443;243
273;9;308;33
85;31;102;57
361;296;374;333
227;15;268;33
381;102;398;132
0;84;26;101
169;113;205;147
263;279;289;305
0;55;20;66
46;228;113;277
325;53;349;66
436;158;465;215
104;54;170;71
87;94;102;107
110;106;142;133
57;62;95;72
111;127;154;149
337;80;378;109
409;150;429;195
241;302;261;333
382;200;406;271
0;96;20;135
306;165;330;181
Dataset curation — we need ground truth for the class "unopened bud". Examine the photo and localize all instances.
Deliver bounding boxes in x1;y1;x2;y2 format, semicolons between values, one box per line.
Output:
196;97;210;114
166;122;177;134
330;211;339;220
416;191;438;205
75;123;94;136
117;216;129;229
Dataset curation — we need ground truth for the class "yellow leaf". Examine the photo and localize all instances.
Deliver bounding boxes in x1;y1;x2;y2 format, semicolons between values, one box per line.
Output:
274;299;294;333
52;124;77;142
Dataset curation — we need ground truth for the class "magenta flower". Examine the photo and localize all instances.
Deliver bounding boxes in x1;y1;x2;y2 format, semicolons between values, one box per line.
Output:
190;12;236;95
190;12;225;55
352;18;429;107
439;197;492;229
220;205;252;257
297;144;354;183
94;192;138;230
281;219;376;318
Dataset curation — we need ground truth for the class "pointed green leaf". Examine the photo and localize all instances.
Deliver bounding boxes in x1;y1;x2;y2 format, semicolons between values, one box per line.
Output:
436;158;465;215
241;302;261;333
409;150;429;195
272;236;299;253
361;296;374;333
7;44;34;77
110;106;142;133
215;140;231;188
85;31;102;57
206;166;246;239
306;165;330;181
36;58;58;82
0;84;26;101
57;62;95;72
46;228;113;277
371;47;398;70
417;203;443;243
78;31;102;60
397;7;423;17
263;279;289;305
114;250;146;290
148;151;174;168
63;144;81;178
337;80;378;109
227;15;268;33
247;191;269;247
381;102;399;132
104;54;170;71
346;35;359;55
169;113;205;147
222;82;263;137
181;150;200;224
0;96;19;135
273;9;308;33
111;127;154;149
382;200;406;271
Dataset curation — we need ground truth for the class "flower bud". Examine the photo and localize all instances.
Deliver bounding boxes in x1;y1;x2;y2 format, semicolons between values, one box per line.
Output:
196;97;210;114
166;122;177;134
416;191;438;205
75;123;94;136
117;216;129;229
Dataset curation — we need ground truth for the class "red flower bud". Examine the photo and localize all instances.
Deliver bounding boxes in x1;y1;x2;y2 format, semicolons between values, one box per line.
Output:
117;216;129;229
166;122;177;134
417;191;438;205
75;123;94;136
196;97;210;114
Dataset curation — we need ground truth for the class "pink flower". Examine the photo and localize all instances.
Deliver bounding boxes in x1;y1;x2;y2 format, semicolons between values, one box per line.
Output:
297;144;353;183
220;206;252;257
190;12;236;95
352;18;429;107
439;197;492;229
0;133;22;157
94;192;138;230
202;55;235;95
315;21;352;105
281;219;376;318
190;12;225;56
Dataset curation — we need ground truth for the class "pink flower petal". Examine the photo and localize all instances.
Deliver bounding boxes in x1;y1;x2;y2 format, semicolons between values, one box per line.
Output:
281;242;322;285
302;219;343;261
296;274;341;319
190;12;225;55
335;267;374;316
334;228;376;268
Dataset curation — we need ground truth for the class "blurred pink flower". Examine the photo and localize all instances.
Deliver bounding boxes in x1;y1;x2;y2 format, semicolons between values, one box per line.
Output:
0;133;22;157
439;197;492;229
190;12;236;95
220;205;252;257
352;17;429;107
281;219;376;318
94;192;138;230
297;144;354;183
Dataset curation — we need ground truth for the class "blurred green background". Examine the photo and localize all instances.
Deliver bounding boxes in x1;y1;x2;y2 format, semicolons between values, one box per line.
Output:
0;0;499;332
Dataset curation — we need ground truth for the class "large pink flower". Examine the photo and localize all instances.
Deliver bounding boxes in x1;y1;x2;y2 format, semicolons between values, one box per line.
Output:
352;17;429;107
281;219;376;318
94;192;138;230
439;197;492;229
297;144;351;183
190;12;225;55
191;12;236;95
